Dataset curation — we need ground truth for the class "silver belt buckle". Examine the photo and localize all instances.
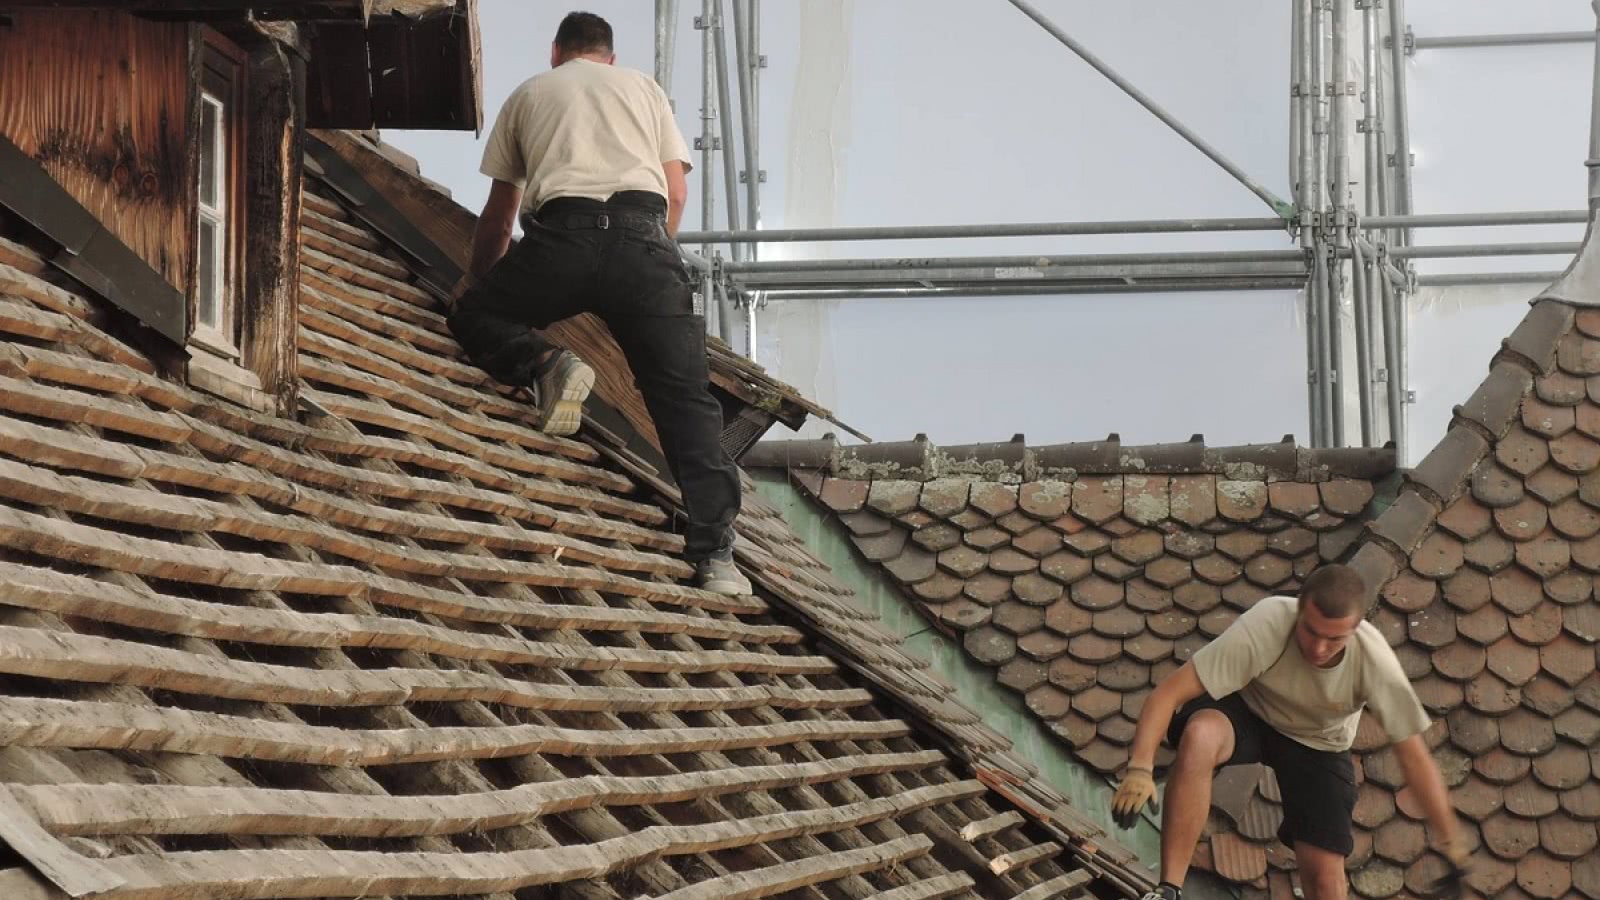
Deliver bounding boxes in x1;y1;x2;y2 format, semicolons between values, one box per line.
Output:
595;213;610;230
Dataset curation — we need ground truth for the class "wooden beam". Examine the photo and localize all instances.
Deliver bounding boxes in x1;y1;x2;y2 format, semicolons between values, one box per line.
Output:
0;623;870;712
960;811;1026;843
239;31;306;415
651;835;935;900
0;554;797;648
0;693;914;766
0;787;124;897
11;752;946;838
0;496;754;614
867;873;977;900
1012;869;1095;900
0;784;983;900
988;842;1063;877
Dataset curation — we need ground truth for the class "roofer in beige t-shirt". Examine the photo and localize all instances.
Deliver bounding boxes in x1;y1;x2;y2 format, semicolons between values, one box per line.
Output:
1111;565;1470;900
447;12;749;596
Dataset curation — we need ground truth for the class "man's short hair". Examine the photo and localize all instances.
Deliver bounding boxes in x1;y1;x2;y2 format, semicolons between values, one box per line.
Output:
1298;564;1368;620
555;11;613;55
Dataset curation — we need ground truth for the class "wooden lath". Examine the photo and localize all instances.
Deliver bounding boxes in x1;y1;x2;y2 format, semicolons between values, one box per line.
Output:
0;160;1136;900
0;688;913;767
10;752;946;837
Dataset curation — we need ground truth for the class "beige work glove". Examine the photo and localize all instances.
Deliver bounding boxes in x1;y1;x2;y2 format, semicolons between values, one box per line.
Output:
1111;767;1157;829
1419;831;1472;899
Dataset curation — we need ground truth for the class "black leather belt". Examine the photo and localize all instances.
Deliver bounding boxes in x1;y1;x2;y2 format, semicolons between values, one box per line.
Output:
530;210;662;234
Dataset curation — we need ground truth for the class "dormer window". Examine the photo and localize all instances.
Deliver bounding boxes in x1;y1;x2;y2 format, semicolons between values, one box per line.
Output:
194;31;244;356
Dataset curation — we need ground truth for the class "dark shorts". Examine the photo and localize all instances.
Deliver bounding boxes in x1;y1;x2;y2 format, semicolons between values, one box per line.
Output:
1167;692;1357;856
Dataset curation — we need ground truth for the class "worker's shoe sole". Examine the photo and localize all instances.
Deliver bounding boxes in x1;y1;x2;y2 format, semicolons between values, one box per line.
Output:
535;351;594;437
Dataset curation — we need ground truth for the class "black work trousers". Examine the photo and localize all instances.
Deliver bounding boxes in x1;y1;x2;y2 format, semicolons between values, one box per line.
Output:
446;191;741;561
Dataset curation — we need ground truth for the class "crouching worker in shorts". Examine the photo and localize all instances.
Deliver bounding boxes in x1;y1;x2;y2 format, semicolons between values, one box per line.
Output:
1111;565;1470;900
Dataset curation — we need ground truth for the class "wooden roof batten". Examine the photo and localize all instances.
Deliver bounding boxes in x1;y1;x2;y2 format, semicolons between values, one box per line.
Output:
0;147;1150;900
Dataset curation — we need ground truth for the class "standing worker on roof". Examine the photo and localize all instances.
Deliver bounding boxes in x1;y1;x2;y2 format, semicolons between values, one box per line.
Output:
448;11;750;597
1110;565;1471;900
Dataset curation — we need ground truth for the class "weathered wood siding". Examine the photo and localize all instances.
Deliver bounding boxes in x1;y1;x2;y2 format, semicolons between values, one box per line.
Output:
0;12;193;295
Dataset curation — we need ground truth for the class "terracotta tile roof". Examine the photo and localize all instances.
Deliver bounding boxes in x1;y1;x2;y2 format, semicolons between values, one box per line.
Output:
751;435;1394;892
757;297;1600;900
756;435;1393;776
0;159;1147;898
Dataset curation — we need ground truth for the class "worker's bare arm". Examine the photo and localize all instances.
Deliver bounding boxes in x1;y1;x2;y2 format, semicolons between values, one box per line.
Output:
1128;661;1207;772
468;179;524;281
1392;733;1467;860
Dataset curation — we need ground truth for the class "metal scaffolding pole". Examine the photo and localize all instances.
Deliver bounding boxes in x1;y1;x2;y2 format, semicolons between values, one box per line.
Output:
759;280;1308;300
1311;0;1329;223
1323;245;1342;445
722;248;1305;274
677;210;1586;247
1003;0;1296;218
1387;0;1416;246
733;0;763;360
1377;243;1406;462
1296;0;1316;237
1418;271;1567;287
736;262;1310;289
731;0;762;244
698;2;715;241
1388;241;1583;259
696;0;734;343
1330;0;1356;446
1296;0;1320;444
1365;210;1589;228
1290;0;1305;205
712;2;741;248
1384;0;1417;459
1411;31;1596;51
1362;0;1383;223
1360;0;1389;451
1331;0;1352;246
681;216;1288;244
654;0;679;94
1311;242;1333;445
711;0;748;356
1351;238;1375;445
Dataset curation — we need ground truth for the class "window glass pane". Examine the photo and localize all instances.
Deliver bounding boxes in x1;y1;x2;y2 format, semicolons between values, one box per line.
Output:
200;96;219;209
198;217;218;329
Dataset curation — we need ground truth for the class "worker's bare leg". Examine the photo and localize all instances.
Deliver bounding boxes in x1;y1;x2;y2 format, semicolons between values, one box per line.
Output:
1161;710;1236;887
1294;842;1347;900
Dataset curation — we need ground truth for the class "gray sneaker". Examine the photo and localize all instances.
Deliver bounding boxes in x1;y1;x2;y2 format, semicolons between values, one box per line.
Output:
694;551;752;596
533;350;594;437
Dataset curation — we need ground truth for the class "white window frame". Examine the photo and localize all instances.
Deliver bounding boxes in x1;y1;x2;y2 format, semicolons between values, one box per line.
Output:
192;31;244;360
194;88;232;355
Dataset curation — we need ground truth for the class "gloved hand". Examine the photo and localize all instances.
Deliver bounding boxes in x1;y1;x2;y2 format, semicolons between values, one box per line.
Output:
1111;767;1158;829
1418;832;1472;899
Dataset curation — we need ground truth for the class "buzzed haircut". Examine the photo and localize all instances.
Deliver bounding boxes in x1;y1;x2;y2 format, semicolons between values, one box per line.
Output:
555;11;613;55
1298;564;1368;620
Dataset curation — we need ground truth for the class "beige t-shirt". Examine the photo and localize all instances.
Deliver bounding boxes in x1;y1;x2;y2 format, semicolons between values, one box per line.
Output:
1191;596;1430;752
479;59;693;214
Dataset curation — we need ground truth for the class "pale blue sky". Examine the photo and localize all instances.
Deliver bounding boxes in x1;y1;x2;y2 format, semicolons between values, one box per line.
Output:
386;1;1592;457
